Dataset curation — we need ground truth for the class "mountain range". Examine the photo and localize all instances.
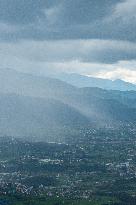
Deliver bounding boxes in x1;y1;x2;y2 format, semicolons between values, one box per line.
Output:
55;73;136;91
0;68;136;142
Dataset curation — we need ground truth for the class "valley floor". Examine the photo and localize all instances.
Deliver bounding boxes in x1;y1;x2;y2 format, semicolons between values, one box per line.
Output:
0;125;136;205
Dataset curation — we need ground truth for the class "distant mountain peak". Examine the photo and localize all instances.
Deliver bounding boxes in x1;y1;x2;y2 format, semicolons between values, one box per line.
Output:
55;73;136;91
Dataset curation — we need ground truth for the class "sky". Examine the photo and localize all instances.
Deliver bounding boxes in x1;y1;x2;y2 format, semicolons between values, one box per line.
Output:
0;0;136;83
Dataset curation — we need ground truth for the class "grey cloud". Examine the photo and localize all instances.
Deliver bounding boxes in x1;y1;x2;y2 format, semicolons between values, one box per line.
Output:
113;0;136;18
0;0;130;42
0;0;60;25
0;0;135;78
0;39;136;64
0;0;117;25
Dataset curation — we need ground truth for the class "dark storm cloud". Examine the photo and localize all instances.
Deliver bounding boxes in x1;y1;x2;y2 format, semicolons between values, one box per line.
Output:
0;0;136;77
54;0;119;25
0;0;126;41
0;0;59;24
0;0;118;24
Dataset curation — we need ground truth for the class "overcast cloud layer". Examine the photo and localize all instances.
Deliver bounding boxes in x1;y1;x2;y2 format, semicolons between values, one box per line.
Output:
0;0;136;83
